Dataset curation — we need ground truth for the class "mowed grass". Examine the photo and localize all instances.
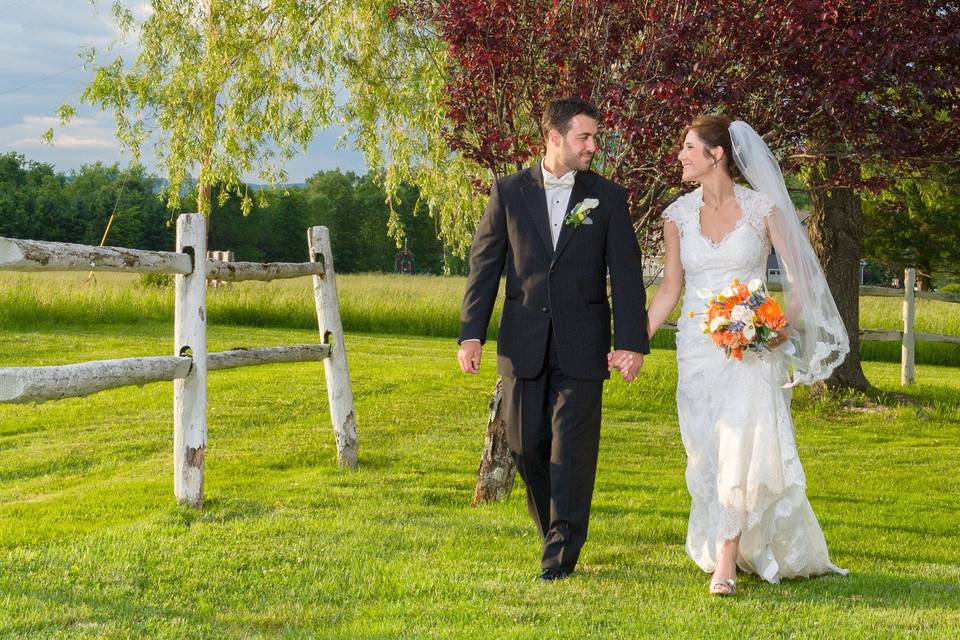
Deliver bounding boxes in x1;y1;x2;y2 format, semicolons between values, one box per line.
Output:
1;319;959;638
2;272;959;364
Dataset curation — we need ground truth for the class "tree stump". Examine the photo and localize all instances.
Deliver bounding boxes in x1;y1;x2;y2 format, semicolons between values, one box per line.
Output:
472;377;517;505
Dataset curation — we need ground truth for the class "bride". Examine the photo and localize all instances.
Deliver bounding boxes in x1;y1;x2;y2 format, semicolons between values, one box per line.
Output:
622;115;849;595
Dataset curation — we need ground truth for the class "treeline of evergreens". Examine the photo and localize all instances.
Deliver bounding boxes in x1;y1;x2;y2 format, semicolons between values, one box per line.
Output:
0;152;465;275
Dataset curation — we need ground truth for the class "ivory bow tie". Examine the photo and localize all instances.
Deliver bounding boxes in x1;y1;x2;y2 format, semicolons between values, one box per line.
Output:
543;171;576;190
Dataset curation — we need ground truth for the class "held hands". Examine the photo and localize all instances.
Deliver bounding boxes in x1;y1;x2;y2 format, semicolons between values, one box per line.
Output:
457;341;483;374
767;324;790;349
607;349;644;382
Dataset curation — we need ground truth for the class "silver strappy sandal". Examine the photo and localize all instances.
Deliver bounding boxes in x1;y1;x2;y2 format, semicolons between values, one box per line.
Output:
709;578;737;596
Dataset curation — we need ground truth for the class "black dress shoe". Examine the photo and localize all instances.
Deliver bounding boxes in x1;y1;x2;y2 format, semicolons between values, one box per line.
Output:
538;568;571;582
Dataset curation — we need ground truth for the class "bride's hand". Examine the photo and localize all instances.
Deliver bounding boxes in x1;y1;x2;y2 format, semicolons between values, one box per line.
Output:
768;325;789;348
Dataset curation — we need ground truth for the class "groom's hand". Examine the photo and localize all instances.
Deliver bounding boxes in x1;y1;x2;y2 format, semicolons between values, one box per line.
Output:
607;349;643;382
458;341;483;374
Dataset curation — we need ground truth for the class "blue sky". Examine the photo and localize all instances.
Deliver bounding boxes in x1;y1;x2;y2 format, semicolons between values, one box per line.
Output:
0;0;366;180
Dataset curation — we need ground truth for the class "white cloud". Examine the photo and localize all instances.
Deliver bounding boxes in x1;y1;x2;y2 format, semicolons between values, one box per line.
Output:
21;115;98;127
0;0;365;180
1;109;116;154
133;3;154;20
47;134;115;149
20;116;60;127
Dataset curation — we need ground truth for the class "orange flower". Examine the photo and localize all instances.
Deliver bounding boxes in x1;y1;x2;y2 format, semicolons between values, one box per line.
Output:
707;306;727;323
756;298;786;330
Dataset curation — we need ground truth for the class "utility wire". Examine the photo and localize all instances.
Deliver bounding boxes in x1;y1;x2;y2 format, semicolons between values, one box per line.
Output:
0;42;136;98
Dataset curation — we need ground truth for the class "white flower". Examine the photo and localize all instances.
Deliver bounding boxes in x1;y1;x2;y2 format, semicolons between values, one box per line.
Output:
567;198;599;226
696;288;714;300
699;321;709;333
730;304;755;325
748;278;764;294
709;316;730;332
742;323;757;341
720;286;735;299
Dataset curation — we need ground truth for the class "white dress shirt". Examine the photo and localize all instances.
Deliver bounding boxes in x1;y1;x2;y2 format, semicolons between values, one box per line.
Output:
542;160;576;249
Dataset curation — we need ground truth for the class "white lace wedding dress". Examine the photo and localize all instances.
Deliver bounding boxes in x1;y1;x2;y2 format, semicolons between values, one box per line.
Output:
664;184;847;583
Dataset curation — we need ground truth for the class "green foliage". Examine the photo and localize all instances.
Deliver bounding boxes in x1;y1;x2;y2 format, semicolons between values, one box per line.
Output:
1;324;959;636
0;150;458;274
51;0;486;252
137;272;173;289
63;1;348;215
179;169;464;273
333;1;488;256
0;152;171;250
863;168;960;289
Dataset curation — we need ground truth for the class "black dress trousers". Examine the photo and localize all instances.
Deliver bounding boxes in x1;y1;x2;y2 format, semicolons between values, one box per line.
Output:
501;326;604;573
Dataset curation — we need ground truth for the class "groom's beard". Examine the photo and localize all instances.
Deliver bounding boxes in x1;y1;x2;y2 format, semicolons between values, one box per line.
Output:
564;151;593;171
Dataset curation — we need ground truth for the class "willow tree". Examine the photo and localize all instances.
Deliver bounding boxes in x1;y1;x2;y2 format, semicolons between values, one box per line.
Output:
51;0;485;251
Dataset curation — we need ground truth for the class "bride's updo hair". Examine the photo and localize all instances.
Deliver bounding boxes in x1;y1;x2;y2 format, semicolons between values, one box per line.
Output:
682;114;739;177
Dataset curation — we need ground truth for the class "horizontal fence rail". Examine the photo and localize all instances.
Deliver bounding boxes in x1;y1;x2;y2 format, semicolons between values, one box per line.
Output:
860;330;960;346
858;285;960;303
207;344;331;370
205;259;326;282
0;236;193;275
0;355;193;404
644;275;960;303
0;345;333;405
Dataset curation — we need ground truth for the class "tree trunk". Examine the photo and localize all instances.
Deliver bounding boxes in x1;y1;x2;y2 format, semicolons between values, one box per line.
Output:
472;378;517;505
916;261;932;291
806;158;871;392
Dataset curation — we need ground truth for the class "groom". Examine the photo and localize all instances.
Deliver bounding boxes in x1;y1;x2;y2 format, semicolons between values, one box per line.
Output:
457;97;649;581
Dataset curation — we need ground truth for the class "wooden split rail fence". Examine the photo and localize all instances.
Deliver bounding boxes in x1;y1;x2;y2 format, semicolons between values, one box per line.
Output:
0;213;358;508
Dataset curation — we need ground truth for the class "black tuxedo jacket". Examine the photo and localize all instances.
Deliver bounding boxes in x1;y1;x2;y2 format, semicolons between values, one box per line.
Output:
459;162;649;380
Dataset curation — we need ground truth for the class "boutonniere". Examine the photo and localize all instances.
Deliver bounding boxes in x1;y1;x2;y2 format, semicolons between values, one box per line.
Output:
564;198;599;227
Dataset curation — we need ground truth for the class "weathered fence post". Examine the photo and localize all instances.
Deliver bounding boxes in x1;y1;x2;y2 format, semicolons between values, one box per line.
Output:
902;267;916;386
174;214;207;507
308;226;358;469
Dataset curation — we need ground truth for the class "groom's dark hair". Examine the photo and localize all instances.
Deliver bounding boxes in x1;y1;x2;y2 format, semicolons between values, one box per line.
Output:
541;97;598;139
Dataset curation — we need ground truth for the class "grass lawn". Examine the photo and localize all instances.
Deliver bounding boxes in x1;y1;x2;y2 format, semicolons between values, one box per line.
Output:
1;321;958;638
3;272;959;365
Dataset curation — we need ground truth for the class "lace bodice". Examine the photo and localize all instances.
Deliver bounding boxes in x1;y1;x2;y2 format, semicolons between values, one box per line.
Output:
664;184;774;331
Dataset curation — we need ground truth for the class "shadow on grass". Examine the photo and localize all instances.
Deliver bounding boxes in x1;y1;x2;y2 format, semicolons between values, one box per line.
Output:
743;571;960;610
159;497;275;527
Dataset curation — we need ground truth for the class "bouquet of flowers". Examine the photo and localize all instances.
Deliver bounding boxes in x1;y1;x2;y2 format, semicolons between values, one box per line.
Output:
688;278;787;360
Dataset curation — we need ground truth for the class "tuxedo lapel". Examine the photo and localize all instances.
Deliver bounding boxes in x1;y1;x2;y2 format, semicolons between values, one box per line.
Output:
521;163;555;257
553;171;596;263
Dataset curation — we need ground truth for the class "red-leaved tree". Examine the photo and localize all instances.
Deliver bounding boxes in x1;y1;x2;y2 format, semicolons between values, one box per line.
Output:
403;0;960;391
